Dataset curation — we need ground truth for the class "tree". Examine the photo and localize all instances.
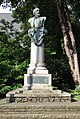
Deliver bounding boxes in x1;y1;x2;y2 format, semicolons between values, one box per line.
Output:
56;0;80;84
0;19;30;97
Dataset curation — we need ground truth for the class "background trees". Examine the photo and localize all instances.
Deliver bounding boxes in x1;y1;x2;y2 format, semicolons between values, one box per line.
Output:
0;0;80;97
56;0;80;84
0;19;30;97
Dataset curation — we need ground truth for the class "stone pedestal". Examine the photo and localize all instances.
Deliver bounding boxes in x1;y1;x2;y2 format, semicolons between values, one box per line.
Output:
27;42;48;74
26;42;52;90
24;74;52;90
6;89;71;103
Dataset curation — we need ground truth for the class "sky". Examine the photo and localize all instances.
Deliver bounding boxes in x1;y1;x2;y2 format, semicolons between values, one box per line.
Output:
0;1;12;13
0;6;12;13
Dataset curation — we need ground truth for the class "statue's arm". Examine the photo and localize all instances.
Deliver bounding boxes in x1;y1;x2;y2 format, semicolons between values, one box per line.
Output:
28;18;34;28
42;17;46;27
44;17;46;21
28;18;31;24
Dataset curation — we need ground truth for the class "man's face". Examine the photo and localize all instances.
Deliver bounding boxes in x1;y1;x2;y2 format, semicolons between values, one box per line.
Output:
34;8;40;17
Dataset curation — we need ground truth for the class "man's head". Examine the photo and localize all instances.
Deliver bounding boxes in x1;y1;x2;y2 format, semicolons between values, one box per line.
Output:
33;8;40;17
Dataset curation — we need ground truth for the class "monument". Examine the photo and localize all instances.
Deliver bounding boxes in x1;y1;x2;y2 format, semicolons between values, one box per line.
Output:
6;8;71;103
24;7;52;90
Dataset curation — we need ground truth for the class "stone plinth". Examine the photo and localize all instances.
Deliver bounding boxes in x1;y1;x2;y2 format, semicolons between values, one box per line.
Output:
6;89;71;103
24;74;52;90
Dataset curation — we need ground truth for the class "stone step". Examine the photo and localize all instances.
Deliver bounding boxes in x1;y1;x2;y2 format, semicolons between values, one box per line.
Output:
6;89;71;103
0;102;80;114
0;101;80;119
0;114;80;119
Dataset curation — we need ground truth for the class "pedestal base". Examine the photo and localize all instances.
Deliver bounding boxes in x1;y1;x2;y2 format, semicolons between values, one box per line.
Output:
6;89;71;103
6;72;71;103
24;74;52;90
27;64;48;74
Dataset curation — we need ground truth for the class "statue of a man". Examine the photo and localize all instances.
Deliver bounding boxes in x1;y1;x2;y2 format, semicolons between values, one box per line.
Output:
28;8;47;46
27;8;47;74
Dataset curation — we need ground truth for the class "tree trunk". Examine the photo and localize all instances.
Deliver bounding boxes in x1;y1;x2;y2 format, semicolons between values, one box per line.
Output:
56;0;80;84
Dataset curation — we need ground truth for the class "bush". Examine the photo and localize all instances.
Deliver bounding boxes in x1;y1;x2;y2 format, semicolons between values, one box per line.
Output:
0;86;11;98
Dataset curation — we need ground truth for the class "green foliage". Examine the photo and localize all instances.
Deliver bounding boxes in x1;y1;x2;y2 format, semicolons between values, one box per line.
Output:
12;83;22;90
0;19;29;98
0;86;11;98
72;85;80;95
44;36;75;91
71;85;80;101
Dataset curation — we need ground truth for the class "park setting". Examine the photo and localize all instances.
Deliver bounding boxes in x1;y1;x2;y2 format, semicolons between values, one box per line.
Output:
0;0;80;118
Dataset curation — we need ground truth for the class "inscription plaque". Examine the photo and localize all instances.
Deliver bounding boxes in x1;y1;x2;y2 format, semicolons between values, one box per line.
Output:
27;75;49;84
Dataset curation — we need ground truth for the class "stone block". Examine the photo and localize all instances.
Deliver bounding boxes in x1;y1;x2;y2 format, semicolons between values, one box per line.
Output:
24;74;52;90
